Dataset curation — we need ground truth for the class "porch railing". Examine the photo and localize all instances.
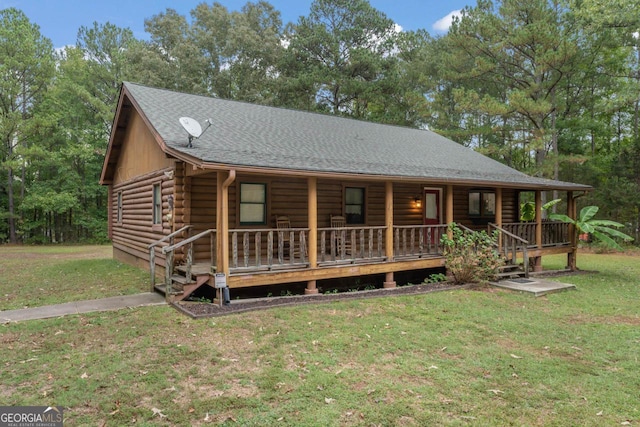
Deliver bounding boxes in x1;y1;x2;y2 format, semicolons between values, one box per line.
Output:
156;223;456;280
229;228;309;270
393;224;448;258
500;221;571;247
489;223;529;277
318;226;387;263
148;225;192;291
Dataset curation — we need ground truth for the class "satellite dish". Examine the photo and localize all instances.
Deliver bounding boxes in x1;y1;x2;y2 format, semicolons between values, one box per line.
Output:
179;117;202;138
178;116;213;148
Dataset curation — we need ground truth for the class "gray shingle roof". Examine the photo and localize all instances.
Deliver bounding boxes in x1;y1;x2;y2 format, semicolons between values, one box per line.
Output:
122;82;590;191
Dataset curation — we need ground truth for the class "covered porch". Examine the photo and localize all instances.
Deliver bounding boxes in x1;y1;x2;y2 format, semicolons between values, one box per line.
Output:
149;171;579;301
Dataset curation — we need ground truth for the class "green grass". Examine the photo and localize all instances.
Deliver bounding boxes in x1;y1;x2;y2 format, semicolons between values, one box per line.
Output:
0;245;149;310
1;247;639;426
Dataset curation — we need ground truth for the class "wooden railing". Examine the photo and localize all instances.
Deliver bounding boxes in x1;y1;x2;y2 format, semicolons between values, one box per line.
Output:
542;221;570;246
148;225;192;292
318;226;387;263
162;229;216;296
489;223;529;277
156;223;472;280
393;224;448;258
500;221;570;247
229;228;309;270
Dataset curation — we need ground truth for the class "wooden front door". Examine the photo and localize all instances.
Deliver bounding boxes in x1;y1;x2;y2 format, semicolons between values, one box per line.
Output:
424;188;442;245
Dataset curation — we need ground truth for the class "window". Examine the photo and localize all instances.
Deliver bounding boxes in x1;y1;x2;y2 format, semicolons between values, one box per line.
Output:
117;191;123;223
239;183;267;225
152;183;162;225
468;190;496;218
345;187;365;224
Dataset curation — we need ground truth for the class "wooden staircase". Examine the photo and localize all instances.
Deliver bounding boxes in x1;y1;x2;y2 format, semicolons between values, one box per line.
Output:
154;263;212;302
497;262;528;281
489;223;530;281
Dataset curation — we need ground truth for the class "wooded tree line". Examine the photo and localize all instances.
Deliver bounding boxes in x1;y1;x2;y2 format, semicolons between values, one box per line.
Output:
1;0;639;244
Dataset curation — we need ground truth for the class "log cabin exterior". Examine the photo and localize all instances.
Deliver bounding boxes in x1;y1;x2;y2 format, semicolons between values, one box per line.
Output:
100;82;591;301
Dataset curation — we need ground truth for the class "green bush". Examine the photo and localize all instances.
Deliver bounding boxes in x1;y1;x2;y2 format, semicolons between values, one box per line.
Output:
440;223;503;284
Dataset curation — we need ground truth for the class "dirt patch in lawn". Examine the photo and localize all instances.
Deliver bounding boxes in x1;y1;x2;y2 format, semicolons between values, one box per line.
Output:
173;282;468;318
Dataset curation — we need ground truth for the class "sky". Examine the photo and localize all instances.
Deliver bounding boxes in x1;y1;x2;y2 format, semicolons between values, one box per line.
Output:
3;0;472;49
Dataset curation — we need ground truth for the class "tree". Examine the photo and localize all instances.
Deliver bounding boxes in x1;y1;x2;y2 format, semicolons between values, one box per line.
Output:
0;8;55;242
550;206;633;250
224;1;285;103
76;22;138;133
278;0;399;118
14;22;139;243
137;2;285;101
439;0;581;178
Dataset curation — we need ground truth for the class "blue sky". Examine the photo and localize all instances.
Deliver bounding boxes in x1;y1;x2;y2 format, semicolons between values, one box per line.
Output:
3;0;472;49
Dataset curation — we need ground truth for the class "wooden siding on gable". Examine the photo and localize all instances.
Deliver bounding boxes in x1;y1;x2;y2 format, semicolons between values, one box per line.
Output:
113;110;172;186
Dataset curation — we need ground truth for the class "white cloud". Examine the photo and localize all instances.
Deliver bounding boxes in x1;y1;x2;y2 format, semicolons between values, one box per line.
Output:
433;10;462;33
55;45;74;56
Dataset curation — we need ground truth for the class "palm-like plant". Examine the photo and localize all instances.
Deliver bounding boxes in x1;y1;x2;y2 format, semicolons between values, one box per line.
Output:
550;206;633;250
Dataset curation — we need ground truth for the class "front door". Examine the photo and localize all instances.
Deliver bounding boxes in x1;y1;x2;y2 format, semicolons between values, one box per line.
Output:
423;188;442;246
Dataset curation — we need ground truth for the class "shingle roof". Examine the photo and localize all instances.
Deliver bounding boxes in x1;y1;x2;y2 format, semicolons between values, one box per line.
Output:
120;82;590;191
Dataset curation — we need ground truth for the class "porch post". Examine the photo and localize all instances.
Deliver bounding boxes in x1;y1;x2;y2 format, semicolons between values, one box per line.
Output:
216;170;235;276
495;188;503;227
384;181;396;288
495;188;503;249
306;177;319;294
446;185;454;224
533;189;543;272
446;185;454;240
567;191;577;271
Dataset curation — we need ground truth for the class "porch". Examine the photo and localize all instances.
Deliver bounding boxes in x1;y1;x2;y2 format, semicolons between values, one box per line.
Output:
149;220;572;301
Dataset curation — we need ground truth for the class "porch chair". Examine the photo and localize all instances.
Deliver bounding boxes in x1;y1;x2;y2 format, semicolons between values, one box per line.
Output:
330;215;352;256
275;215;296;258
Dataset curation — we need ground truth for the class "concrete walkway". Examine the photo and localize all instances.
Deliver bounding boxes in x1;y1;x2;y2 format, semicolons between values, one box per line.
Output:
491;277;576;297
1;293;166;323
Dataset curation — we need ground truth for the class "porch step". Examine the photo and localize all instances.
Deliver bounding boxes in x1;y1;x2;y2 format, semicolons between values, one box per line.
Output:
154;283;184;296
497;263;527;280
176;263;212;277
170;274;191;285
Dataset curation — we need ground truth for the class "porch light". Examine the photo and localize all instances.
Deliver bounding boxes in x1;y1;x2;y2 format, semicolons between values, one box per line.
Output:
413;196;422;208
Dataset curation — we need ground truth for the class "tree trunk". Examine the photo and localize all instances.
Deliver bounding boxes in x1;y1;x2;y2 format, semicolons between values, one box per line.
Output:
7;167;17;243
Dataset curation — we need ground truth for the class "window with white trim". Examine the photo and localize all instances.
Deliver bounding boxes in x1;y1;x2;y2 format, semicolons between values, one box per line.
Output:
239;182;267;225
117;191;123;223
345;187;365;224
152;183;162;225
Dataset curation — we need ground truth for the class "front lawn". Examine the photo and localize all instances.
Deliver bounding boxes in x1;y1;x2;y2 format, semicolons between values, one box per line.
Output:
1;248;638;426
0;245;149;310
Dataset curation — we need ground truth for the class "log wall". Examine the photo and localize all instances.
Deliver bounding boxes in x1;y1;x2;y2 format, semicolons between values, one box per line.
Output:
111;168;175;269
111;166;523;268
452;186;518;229
180;173;521;233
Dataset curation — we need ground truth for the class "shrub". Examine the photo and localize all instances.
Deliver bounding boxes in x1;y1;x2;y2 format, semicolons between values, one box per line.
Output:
440;223;503;284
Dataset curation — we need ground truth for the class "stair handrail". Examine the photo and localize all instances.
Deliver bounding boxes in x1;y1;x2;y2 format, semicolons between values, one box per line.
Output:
148;225;192;291
162;228;215;254
455;223;475;233
488;223;529;278
162;229;217;292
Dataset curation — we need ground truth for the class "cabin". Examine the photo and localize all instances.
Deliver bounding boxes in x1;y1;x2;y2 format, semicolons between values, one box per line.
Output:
100;82;591;301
